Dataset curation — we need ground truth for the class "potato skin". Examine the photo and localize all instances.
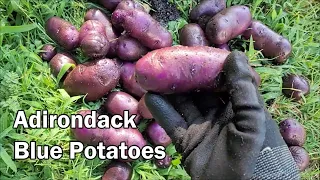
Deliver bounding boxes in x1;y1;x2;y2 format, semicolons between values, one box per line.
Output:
155;154;172;169
49;53;77;77
138;94;153;119
215;43;230;51
190;0;226;29
98;0;122;11
102;162;132;180
243;20;292;64
179;23;209;47
63;58;120;102
289;146;310;171
206;5;252;45
282;74;310;101
104;91;141;124
111;9;173;50
117;35;148;61
279;118;306;146
116;0;147;12
120;62;147;98
84;9;118;41
146;121;172;147
39;44;57;61
80;32;110;59
79;20;106;42
45;17;80;50
135;46;230;94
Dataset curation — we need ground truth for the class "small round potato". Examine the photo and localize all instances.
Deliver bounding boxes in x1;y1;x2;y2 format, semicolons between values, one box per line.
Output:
179;23;209;47
102;162;132;180
39;44;57;62
116;35;148;61
49;53;77;77
282;74;310;101
289;146;310;172
45;17;80;50
146;121;172;147
63;58;120;102
206;5;252;45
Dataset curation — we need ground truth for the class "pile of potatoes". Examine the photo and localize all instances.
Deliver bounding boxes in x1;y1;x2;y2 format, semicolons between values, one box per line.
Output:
38;0;310;178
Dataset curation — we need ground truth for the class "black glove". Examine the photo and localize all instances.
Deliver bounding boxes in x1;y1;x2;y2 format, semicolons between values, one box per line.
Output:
145;51;300;180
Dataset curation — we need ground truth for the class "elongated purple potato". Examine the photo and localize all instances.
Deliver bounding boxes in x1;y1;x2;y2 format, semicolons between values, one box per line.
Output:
39;44;57;61
206;5;252;45
49;53;77;77
135;46;230;94
282;74;310;101
190;0;226;29
63;58;120;102
120;62;147;98
279;118;306;146
104;91;141;124
179;23;209;46
116;0;147;12
112;9;173;50
102;162;132;180
45;17;79;50
243;20;292;64
146;121;172;147
79;20;106;42
80;32;110;59
84;9;118;41
289;146;310;171
117;35;148;61
138;94;153;119
155;153;172;168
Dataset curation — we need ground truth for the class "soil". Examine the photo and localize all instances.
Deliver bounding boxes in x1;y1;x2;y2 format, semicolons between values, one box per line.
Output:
150;0;181;26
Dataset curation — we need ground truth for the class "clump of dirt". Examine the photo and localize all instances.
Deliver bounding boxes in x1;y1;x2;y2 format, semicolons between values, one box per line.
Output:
150;0;181;26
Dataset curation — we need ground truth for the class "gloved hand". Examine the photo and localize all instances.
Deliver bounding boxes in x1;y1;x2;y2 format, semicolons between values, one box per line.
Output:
145;51;300;180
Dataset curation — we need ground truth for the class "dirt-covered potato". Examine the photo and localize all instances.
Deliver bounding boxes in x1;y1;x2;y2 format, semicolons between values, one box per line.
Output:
289;146;310;171
49;53;77;77
243;20;292;64
120;62;147;98
79;20;106;42
117;35;148;61
84;9;118;41
39;44;57;62
45;17;80;50
80;32;110;59
279;118;306;146
104;91;141;124
206;5;252;45
63;58;120;102
112;9;173;50
190;0;226;29
282;74;310;101
179;23;209;46
102;162;132;180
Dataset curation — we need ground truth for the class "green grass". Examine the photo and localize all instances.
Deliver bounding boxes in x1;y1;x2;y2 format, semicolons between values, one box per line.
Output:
0;0;319;179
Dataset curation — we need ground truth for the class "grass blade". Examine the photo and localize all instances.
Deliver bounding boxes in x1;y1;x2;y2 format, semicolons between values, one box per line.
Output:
0;145;17;173
0;23;38;34
56;63;76;84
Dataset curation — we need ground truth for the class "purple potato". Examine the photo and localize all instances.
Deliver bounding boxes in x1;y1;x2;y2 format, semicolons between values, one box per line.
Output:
115;0;147;12
279;118;306;146
120;62;147;98
282;74;310;101
80;32;110;59
289;146;310;171
116;35;148;61
138;94;153;119
45;17;80;50
79;20;106;42
102;161;132;180
179;23;209;47
146;121;172;147
39;44;57;61
155;153;172;169
215;43;230;51
98;0;122;11
49;53;77;77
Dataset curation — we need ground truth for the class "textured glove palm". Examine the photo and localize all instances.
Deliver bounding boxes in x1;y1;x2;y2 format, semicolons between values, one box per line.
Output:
145;51;300;180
